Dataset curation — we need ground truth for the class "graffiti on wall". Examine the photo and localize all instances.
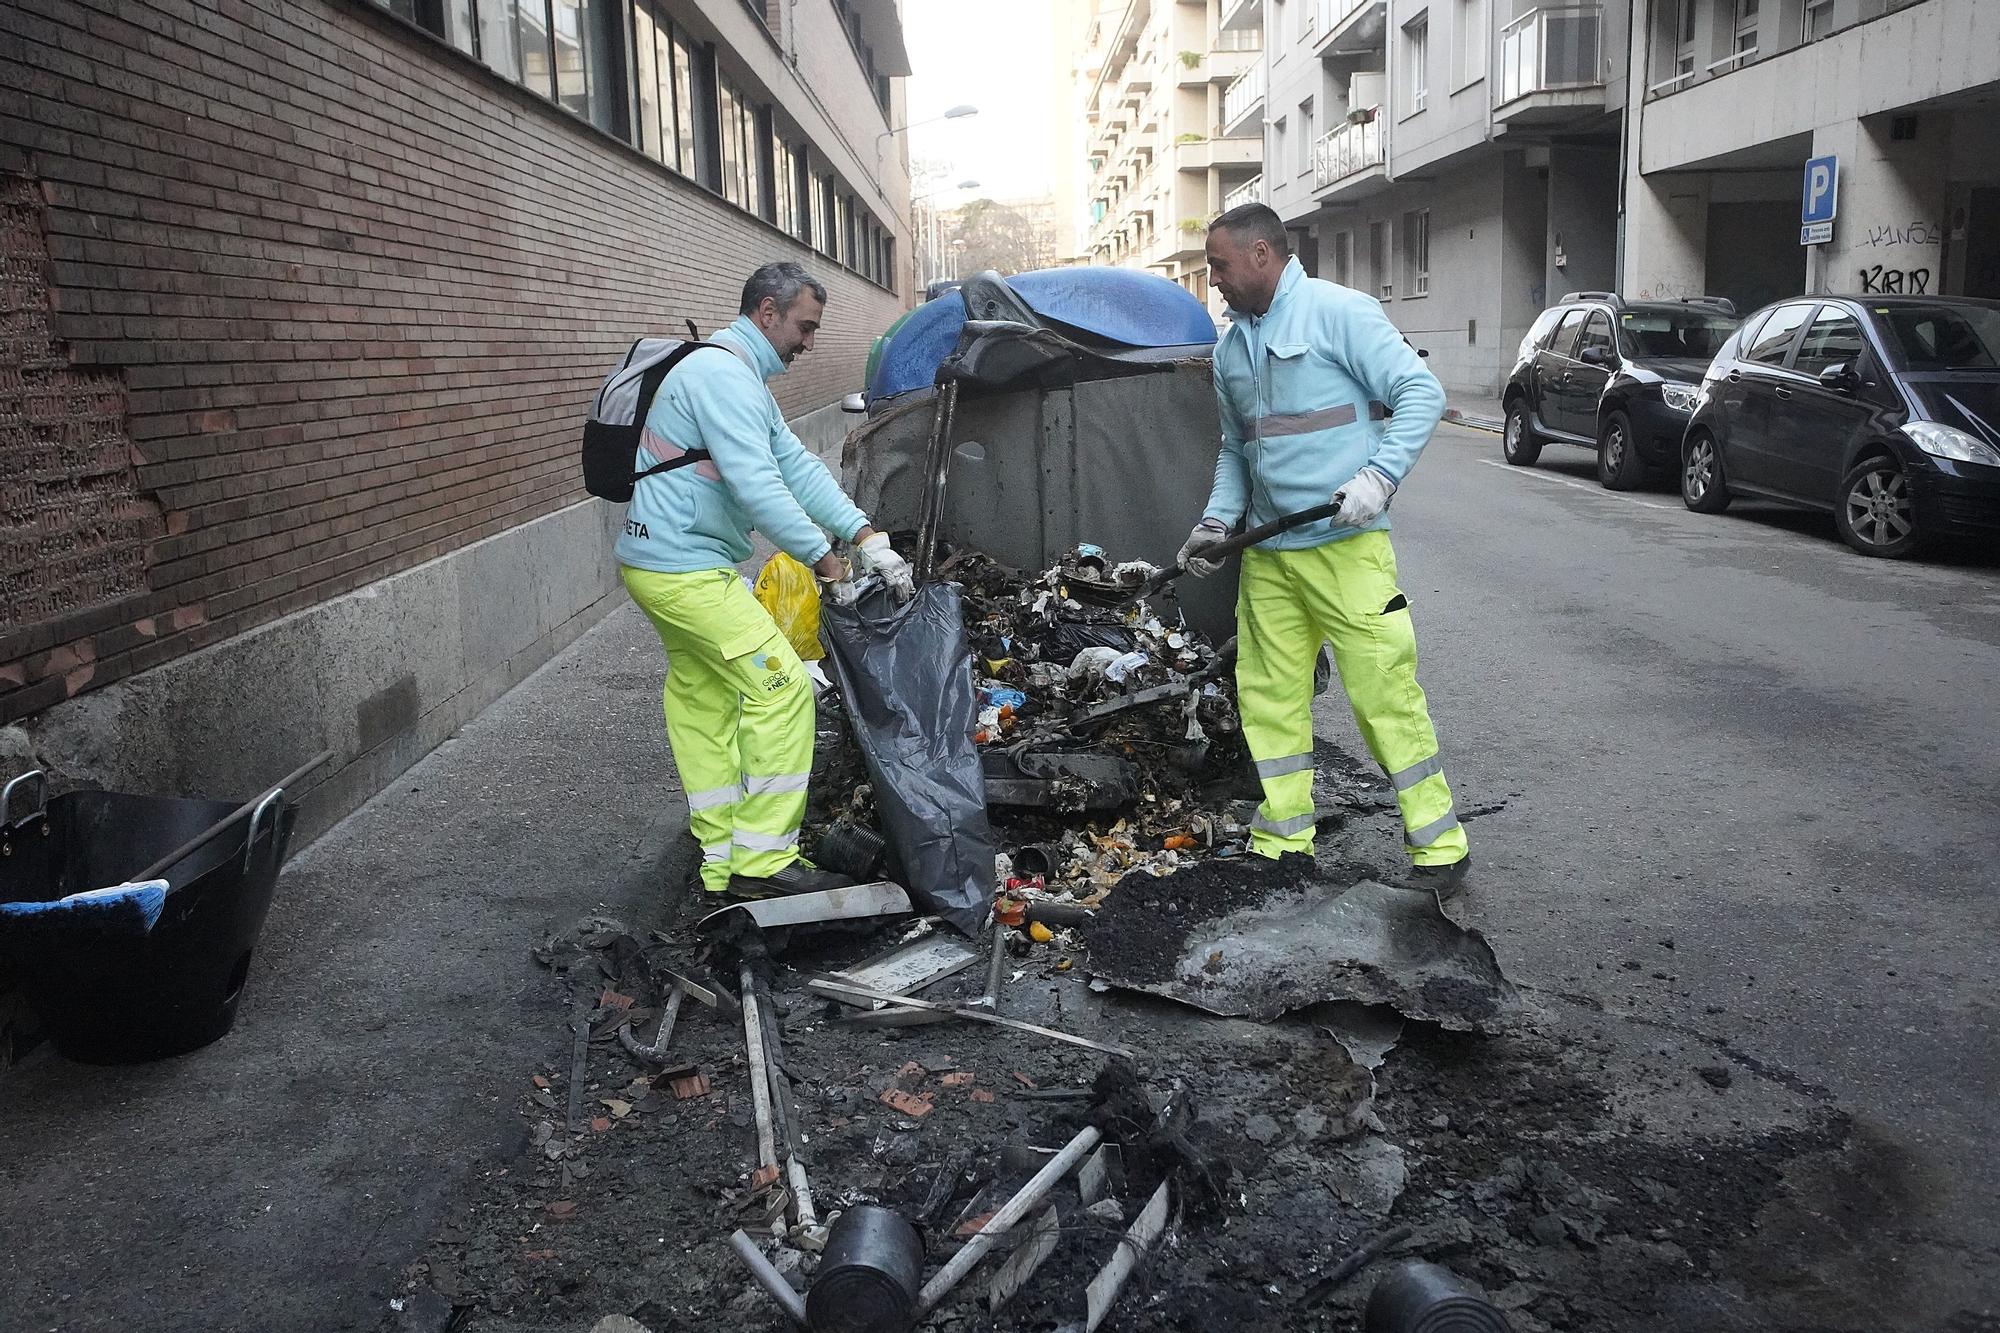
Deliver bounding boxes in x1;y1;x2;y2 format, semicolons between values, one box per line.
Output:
1858;266;1932;294
1854;219;1942;249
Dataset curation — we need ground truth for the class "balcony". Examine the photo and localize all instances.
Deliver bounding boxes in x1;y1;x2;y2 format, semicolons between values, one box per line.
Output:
1221;63;1266;135
1313;112;1387;196
1177;136;1262;172
1313;0;1386;55
1494;4;1606;125
1220;0;1260;34
1223;173;1264;211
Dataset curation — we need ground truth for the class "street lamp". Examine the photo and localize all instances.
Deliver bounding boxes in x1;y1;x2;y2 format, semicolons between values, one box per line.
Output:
876;104;979;185
914;180;981;289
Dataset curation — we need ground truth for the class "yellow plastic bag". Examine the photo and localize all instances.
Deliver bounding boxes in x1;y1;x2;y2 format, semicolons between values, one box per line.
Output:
753;551;824;661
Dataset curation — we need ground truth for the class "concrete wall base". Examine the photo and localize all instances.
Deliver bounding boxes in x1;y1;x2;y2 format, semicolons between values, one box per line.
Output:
15;499;627;847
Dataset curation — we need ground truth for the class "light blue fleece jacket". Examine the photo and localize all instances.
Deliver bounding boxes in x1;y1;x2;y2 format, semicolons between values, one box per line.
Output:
614;316;869;573
1204;256;1446;549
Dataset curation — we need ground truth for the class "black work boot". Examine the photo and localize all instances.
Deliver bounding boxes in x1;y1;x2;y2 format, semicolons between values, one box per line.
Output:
1407;857;1470;903
719;861;858;902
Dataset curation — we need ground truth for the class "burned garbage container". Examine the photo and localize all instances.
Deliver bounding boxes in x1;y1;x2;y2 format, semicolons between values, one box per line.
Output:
0;771;300;1063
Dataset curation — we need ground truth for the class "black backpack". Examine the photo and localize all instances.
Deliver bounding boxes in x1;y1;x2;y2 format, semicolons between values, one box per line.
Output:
581;337;728;502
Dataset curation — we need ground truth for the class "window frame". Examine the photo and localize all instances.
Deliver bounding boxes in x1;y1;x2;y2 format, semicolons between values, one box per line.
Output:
1547;308;1591;359
1402;12;1430;118
1744;302;1816;368
1453;0;1487;91
1402;209;1430;299
1792;304;1867;379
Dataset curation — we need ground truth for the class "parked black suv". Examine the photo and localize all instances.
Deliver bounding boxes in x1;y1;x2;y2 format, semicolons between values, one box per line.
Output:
1501;292;1739;490
1681;295;2000;558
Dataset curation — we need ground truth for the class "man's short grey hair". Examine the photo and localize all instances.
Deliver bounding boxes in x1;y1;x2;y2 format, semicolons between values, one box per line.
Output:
740;261;829;316
1208;203;1290;255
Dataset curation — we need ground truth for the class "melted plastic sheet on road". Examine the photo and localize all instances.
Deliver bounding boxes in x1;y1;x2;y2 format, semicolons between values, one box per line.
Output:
1089;865;1517;1031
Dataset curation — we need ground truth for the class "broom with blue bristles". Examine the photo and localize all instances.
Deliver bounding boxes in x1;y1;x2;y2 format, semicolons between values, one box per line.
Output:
0;750;331;945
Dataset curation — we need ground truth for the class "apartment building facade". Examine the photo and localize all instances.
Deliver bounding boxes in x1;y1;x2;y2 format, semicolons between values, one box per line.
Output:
1217;0;1995;397
1075;0;1267;313
1250;0;1627;396
1;0;912;833
1623;0;2000;312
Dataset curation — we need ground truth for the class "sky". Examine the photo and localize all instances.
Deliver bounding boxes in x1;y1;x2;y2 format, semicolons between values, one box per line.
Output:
899;0;1062;204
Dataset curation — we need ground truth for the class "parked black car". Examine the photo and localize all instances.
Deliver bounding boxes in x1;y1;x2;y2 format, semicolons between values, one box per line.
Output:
1681;295;2000;558
1501;292;1739;490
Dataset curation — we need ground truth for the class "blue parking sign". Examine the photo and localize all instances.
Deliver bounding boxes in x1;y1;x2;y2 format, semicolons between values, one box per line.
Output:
1802;155;1838;225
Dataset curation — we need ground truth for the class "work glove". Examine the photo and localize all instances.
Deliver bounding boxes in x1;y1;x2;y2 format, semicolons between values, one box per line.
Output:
1334;467;1397;528
1176;519;1231;578
855;532;915;602
824;573;863;608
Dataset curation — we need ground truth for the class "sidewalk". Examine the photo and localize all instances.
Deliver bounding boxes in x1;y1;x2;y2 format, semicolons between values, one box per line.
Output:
1441;391;1503;434
0;605;690;1333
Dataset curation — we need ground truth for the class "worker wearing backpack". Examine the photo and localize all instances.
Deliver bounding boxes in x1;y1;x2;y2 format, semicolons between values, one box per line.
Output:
616;262;913;901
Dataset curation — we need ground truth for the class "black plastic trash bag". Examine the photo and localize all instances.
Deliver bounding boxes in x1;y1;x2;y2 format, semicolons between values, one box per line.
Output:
819;582;994;935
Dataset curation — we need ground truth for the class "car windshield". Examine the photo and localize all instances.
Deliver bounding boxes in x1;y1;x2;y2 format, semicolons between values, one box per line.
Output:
1618;309;1736;360
1873;305;2000;370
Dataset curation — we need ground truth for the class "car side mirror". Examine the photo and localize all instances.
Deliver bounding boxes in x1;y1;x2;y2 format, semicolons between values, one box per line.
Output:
840;392;867;414
1579;345;1613;367
1817;363;1858;395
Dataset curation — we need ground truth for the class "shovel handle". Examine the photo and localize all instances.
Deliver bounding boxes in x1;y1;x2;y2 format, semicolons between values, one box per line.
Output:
1201;497;1344;564
1136;495;1345;601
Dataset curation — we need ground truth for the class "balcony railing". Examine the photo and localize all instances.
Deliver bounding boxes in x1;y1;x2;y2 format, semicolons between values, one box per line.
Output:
1223;174;1263;211
1214;26;1264;52
1313;113;1384;190
1497;4;1604;105
1316;0;1373;36
1221;63;1266;127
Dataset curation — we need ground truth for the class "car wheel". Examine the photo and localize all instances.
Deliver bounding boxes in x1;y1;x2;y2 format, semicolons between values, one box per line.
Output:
1502;399;1542;466
1834;455;1923;558
1681;432;1731;513
1597;410;1647;491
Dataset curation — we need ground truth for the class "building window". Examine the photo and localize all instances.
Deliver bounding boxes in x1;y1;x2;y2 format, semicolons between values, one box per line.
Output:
1674;0;1696;77
1270;117;1287;181
1732;0;1759;56
1297;99;1314;177
550;0;589;119
1403;14;1429;115
475;0;519;77
1802;0;1835;40
515;0;553;95
1332;230;1353;286
1369;220;1392;300
1454;0;1486;87
1402;210;1429;297
713;73;770;216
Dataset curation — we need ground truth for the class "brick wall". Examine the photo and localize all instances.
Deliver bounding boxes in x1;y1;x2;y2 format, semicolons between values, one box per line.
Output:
0;0;906;724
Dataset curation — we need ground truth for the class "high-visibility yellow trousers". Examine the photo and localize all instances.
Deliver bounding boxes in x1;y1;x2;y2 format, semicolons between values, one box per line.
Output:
621;566;815;893
1235;532;1468;867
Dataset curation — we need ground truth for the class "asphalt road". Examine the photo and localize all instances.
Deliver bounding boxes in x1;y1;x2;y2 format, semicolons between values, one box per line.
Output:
1327;422;2000;1317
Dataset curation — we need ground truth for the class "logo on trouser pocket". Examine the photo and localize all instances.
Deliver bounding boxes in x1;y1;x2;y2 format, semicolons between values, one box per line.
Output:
753;653;793;693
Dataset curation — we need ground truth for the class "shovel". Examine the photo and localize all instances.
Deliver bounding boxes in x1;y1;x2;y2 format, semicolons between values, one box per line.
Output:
1117;495;1345;607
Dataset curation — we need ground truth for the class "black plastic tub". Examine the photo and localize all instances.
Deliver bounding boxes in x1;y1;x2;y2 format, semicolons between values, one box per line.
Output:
0;779;296;1064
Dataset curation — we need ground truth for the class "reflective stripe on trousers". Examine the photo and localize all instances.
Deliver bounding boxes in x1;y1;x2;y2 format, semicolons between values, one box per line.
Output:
1233;533;1468;866
621;566;816;892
